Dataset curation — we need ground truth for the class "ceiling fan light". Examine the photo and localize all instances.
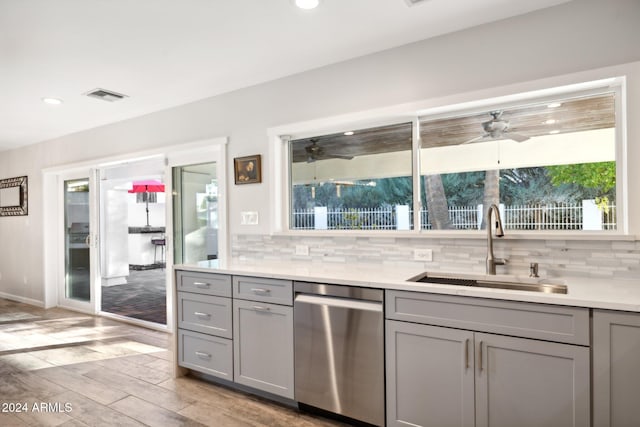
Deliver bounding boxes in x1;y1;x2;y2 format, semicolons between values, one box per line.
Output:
295;0;320;10
343;131;354;136
547;102;562;108
42;97;63;105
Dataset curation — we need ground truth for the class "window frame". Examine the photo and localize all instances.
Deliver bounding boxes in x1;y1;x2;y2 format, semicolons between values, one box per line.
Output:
270;77;628;238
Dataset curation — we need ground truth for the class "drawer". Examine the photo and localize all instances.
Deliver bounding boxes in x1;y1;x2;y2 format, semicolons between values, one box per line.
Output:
178;329;233;380
177;292;232;338
176;270;231;297
233;276;293;306
386;290;590;345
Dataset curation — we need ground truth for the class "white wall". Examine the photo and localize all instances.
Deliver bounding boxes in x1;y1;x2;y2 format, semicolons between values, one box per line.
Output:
1;0;640;303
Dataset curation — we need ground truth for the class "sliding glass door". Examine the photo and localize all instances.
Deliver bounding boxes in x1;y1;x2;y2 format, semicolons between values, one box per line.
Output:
60;170;98;312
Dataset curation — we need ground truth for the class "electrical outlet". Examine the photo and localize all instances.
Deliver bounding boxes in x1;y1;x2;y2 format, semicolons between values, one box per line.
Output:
413;249;433;262
295;245;310;256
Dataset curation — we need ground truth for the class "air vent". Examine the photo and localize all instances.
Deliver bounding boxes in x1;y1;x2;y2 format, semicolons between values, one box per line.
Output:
404;0;430;6
84;88;128;102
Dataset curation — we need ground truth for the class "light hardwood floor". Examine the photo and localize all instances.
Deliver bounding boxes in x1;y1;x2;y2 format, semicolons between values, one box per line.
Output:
0;298;344;426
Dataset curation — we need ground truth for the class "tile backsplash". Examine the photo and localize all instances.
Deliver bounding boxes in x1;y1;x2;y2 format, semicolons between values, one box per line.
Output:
231;234;640;280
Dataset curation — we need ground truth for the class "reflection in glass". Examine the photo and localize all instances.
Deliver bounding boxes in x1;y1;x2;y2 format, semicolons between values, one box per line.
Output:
173;162;218;263
289;122;414;230
64;179;90;301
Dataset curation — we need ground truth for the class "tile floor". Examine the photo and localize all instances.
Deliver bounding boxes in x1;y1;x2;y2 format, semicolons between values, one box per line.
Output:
0;298;344;426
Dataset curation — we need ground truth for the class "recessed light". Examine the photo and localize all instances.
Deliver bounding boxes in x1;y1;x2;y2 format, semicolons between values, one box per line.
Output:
295;0;320;9
42;97;63;105
343;131;354;136
544;119;558;125
549;130;560;134
547;102;562;108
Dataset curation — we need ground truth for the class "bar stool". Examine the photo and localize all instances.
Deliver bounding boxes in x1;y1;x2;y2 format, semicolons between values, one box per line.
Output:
151;236;166;266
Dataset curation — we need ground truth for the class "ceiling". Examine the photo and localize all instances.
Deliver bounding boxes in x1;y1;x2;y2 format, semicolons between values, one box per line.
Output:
0;0;570;152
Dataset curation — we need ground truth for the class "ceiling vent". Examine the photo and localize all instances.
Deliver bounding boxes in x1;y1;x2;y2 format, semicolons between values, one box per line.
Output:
404;0;430;6
84;88;128;102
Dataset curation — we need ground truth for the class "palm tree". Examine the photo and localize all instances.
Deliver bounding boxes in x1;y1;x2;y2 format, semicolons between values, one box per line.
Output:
423;174;453;229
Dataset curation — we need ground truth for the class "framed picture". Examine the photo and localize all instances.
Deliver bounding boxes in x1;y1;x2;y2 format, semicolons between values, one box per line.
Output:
0;175;28;216
234;155;262;184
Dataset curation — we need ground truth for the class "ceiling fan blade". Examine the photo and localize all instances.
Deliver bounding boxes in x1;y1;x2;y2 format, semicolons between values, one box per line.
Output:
327;154;354;160
461;134;490;145
506;132;530;142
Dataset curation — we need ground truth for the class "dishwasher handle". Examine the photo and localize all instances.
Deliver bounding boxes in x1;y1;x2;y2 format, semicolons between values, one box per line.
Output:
294;293;382;312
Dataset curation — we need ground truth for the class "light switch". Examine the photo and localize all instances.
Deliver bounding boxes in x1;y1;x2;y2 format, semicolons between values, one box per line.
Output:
241;211;259;225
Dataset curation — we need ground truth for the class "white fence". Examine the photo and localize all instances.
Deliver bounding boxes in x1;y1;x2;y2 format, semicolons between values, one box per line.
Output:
292;201;617;231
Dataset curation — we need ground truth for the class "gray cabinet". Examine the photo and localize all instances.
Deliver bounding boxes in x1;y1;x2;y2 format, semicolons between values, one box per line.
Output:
233;299;294;398
593;309;640;427
233;277;294;399
176;270;295;399
176;271;233;380
475;333;589;427
386;290;590;427
386;320;475;427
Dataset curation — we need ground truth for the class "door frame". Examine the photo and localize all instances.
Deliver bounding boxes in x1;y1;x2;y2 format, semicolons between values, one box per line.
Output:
43;167;100;314
42;137;228;329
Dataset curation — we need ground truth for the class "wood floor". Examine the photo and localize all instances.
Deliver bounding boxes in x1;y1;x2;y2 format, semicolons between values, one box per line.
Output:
0;298;344;427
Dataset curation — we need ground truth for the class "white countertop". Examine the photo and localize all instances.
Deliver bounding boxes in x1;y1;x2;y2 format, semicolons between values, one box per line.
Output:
175;259;640;312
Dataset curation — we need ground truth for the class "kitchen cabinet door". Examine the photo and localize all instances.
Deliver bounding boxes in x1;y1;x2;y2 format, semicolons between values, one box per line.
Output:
233;299;294;399
474;333;590;427
593;309;640;427
386;320;475;427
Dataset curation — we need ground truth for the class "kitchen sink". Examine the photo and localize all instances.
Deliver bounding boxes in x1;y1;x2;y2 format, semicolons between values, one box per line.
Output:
407;271;568;294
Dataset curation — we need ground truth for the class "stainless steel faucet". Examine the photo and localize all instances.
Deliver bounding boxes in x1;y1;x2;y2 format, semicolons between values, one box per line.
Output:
486;204;507;275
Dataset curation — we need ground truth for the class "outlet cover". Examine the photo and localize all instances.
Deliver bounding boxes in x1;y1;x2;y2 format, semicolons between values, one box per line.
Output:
295;245;310;256
413;249;433;262
241;211;259;225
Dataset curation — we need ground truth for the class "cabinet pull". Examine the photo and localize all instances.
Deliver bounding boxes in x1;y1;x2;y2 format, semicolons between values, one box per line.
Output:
479;341;483;372
194;282;211;288
252;305;270;312
194;312;210;318
195;351;211;359
251;287;271;294
464;339;469;369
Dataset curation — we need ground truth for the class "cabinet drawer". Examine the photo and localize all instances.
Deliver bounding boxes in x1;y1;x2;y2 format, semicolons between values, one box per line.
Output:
177;292;232;338
386;290;589;345
178;329;233;380
176;270;231;297
233;276;293;306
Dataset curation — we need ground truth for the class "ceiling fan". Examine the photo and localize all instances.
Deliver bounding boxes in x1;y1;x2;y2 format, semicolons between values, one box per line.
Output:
305;139;354;162
463;110;530;144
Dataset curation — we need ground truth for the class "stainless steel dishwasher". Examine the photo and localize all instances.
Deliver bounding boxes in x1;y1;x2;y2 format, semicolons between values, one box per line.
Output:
294;281;384;426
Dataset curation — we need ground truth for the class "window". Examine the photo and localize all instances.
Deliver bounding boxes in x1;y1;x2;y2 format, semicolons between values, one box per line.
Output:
419;91;617;231
284;83;622;233
289;123;414;230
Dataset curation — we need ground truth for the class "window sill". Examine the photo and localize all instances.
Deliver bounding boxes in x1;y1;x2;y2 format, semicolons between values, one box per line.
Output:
272;229;636;241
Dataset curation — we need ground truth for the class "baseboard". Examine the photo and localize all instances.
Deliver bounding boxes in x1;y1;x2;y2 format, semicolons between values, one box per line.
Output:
0;291;44;307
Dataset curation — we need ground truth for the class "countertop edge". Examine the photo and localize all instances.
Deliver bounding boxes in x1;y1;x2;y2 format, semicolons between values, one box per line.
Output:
174;263;640;313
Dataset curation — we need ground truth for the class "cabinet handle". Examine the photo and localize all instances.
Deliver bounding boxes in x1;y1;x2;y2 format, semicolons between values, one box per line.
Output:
252;305;270;312
194;282;211;288
195;351;211;359
464;339;469;369
251;287;271;294
478;341;483;372
194;312;210;318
